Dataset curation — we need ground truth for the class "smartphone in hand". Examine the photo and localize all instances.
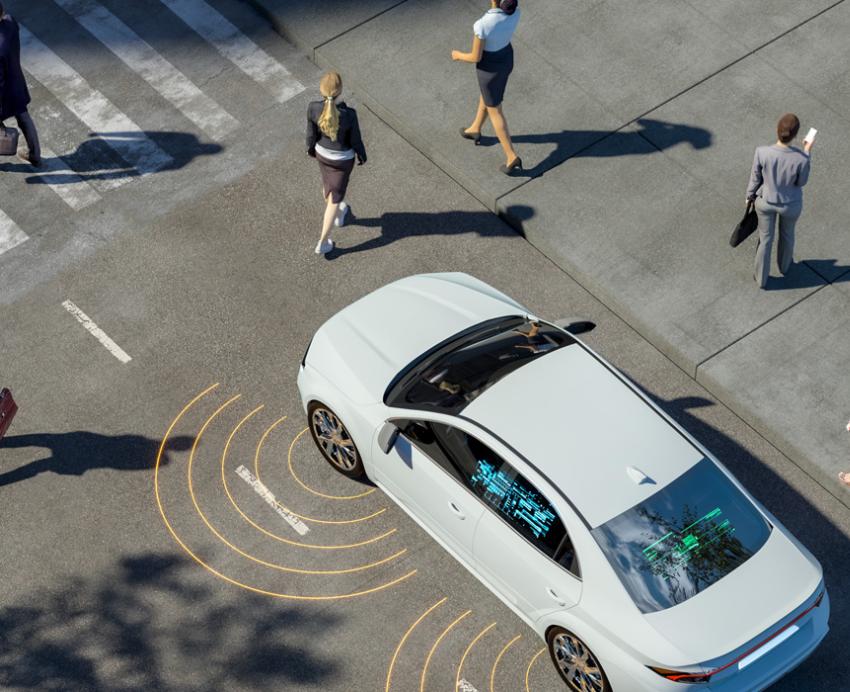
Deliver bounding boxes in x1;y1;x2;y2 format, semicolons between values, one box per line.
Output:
803;127;818;144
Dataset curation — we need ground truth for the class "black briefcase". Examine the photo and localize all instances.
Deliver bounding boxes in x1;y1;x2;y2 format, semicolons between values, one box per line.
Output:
0;126;20;157
0;388;17;440
730;201;758;247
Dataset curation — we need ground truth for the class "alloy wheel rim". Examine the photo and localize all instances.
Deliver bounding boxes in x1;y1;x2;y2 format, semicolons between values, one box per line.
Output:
553;633;605;692
311;408;357;471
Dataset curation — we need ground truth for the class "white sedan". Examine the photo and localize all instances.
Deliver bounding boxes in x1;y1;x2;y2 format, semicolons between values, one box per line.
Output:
297;273;829;691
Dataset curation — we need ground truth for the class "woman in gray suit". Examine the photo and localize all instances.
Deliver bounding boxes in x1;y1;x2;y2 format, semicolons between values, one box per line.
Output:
746;113;814;288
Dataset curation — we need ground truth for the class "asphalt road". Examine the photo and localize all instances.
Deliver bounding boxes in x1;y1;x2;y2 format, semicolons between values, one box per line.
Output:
1;4;849;691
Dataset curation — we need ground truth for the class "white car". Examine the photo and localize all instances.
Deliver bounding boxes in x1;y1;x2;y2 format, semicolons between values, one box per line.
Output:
297;273;829;691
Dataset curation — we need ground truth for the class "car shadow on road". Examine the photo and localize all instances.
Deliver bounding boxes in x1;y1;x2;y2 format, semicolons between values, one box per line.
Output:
476;118;713;178
0;552;341;690
330;204;534;258
629;390;848;690
0;431;193;487
0;131;223;183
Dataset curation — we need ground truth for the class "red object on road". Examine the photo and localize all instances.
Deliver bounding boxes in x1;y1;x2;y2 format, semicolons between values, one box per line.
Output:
0;388;18;440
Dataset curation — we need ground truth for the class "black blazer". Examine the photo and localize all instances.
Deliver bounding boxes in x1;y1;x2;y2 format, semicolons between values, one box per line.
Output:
0;15;31;121
306;100;367;163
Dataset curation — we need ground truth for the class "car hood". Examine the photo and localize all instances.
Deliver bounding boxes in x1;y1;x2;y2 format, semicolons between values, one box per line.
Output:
642;526;822;666
306;273;527;404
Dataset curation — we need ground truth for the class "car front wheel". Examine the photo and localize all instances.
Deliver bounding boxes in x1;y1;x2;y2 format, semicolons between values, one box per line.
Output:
547;627;611;692
308;402;365;479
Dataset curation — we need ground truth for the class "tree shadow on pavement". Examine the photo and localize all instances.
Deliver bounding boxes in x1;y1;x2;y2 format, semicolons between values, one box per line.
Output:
631;390;849;690
332;204;534;257
0;431;193;487
478;118;712;178
0;552;340;691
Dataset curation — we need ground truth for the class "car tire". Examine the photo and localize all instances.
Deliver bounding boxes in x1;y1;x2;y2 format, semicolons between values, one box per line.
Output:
547;627;611;692
307;402;365;479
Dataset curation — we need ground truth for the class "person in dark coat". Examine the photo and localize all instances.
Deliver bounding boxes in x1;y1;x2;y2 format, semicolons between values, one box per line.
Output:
0;2;41;167
306;71;366;255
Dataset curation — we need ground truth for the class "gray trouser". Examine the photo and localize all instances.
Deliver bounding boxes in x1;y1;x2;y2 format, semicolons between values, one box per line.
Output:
754;196;801;288
2;110;40;161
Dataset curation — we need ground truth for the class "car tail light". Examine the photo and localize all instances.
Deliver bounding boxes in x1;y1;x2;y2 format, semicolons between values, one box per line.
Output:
648;666;711;684
648;590;825;684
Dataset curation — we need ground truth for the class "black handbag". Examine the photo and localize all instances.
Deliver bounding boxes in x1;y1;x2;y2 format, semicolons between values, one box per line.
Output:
0;125;20;157
730;201;758;247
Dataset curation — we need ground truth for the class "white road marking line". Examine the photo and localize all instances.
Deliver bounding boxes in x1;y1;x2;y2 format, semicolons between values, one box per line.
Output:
0;209;29;256
159;0;305;103
53;0;239;139
457;679;480;692
236;465;310;535
20;24;173;177
28;144;102;211
61;300;132;364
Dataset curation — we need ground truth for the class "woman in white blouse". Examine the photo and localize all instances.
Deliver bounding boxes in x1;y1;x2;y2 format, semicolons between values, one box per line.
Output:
452;0;522;174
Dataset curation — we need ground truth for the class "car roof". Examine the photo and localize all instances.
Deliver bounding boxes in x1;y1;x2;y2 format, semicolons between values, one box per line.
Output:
462;344;704;528
311;273;527;402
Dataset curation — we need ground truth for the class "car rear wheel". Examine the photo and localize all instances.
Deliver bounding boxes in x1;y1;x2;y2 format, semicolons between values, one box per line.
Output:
547;627;611;692
308;402;365;479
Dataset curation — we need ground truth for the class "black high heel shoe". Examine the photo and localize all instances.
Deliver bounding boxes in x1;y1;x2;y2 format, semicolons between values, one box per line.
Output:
459;127;481;145
500;157;522;175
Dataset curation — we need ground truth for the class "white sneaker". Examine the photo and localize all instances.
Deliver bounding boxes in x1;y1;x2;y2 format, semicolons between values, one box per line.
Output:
334;202;349;228
314;238;335;255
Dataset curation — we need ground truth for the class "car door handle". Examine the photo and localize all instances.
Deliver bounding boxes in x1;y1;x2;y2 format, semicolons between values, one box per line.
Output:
448;501;466;520
546;588;566;607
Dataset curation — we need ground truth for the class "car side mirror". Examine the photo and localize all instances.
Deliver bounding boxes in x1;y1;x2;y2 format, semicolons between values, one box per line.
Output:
377;421;400;453
553;317;596;335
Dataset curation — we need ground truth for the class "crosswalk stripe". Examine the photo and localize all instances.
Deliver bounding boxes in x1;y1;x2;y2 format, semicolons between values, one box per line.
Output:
159;0;305;103
0;209;29;256
20;24;173;177
29;101;131;194
52;0;239;140
28;144;103;211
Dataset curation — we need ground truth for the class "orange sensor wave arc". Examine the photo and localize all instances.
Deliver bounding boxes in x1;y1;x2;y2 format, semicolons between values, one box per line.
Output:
288;427;376;500
254;416;388;525
154;385;417;600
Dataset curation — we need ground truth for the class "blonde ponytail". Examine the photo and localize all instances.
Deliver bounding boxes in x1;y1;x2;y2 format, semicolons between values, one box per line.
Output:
317;71;342;140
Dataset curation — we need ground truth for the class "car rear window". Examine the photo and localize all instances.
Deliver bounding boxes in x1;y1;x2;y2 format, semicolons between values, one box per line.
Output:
591;458;771;613
386;318;574;413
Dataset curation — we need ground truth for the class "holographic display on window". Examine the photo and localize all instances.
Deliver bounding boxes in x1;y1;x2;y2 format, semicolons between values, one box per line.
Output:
470;459;557;540
641;507;735;574
591;458;772;613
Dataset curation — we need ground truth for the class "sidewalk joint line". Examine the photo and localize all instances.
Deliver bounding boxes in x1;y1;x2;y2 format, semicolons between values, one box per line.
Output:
313;0;412;52
621;0;847;126
694;283;828;372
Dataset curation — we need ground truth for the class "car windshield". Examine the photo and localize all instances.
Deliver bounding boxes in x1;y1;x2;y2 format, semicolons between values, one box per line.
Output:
591;458;772;613
387;317;574;413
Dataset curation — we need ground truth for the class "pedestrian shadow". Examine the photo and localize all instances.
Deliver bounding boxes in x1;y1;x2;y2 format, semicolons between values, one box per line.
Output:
0;431;193;487
0;131;223;184
478;118;712;178
754;259;850;291
329;204;534;257
0;552;341;690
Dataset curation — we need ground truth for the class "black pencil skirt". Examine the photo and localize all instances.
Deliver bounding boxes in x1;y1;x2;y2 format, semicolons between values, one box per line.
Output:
316;153;355;203
476;43;514;108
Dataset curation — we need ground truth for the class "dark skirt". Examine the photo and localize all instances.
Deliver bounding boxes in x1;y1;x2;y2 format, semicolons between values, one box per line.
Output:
316;153;355;204
476;43;514;107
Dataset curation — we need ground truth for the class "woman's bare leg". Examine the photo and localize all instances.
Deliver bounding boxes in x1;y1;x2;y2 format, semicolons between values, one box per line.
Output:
486;105;518;165
318;192;339;248
465;96;489;135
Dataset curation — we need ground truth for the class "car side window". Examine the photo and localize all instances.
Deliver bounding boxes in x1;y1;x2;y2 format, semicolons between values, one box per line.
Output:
396;419;466;485
430;423;579;576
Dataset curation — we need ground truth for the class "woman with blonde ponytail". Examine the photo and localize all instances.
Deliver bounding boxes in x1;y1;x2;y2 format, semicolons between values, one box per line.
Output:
306;71;367;255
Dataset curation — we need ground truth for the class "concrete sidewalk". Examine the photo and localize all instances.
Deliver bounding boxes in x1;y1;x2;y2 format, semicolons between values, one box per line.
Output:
248;0;850;508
